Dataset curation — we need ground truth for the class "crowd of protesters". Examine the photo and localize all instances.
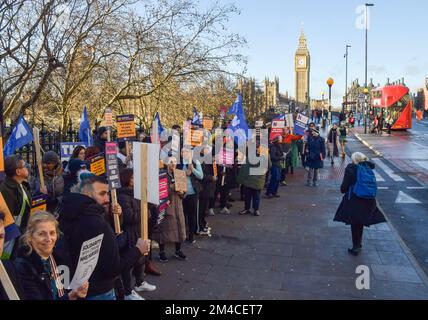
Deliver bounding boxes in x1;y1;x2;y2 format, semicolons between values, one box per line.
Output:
0;113;387;300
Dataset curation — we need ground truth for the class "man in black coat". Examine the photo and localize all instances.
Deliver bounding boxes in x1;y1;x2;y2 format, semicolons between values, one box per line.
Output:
58;175;150;300
0;155;32;259
334;152;386;256
93;127;108;154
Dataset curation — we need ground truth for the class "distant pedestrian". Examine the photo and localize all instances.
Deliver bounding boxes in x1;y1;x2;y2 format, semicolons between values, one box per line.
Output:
327;123;340;165
305;129;326;187
333;152;386;256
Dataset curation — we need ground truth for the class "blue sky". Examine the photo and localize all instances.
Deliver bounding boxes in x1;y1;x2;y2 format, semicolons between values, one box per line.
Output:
201;0;428;106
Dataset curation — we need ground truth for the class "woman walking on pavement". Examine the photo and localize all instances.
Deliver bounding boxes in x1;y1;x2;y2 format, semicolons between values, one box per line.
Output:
338;122;348;159
305;128;326;187
327;123;340;165
334;152;386;256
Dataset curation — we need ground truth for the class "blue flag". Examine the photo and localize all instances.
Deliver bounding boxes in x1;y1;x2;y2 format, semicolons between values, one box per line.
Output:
4;115;34;156
192;107;201;125
227;93;243;115
228;94;249;141
155;112;164;135
79;106;93;146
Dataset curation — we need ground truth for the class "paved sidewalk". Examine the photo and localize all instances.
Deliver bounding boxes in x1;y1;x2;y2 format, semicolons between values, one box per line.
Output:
142;157;428;300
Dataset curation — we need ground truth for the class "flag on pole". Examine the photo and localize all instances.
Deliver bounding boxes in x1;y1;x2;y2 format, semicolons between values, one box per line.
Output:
154;112;164;136
3;115;34;156
192;107;201;125
78;106;93;146
227;93;249;141
227;93;243;115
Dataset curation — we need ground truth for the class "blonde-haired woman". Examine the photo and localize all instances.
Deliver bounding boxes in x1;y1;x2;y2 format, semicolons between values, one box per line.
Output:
15;211;89;300
334;152;386;256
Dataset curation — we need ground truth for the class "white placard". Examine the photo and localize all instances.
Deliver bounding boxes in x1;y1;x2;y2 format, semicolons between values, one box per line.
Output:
272;120;285;129
133;142;160;205
69;234;104;290
255;120;264;128
285;114;294;128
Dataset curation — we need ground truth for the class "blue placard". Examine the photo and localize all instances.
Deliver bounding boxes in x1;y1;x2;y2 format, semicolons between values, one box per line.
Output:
294;113;309;136
60;142;87;162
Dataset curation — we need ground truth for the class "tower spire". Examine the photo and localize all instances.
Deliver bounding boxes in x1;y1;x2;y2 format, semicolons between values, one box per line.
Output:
298;23;307;52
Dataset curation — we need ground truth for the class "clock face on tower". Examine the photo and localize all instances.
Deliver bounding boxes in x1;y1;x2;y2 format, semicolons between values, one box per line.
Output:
297;57;306;68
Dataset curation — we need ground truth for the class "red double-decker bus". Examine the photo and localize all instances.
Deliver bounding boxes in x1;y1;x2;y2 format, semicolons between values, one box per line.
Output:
371;84;412;130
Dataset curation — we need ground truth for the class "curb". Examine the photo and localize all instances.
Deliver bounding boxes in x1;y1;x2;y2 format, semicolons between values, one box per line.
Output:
350;130;428;288
353;132;383;158
376;200;428;288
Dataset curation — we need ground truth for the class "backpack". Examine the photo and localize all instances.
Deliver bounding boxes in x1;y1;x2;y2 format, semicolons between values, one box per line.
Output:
350;163;377;199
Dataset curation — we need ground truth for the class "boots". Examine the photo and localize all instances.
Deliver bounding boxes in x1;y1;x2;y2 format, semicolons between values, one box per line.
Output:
145;260;162;276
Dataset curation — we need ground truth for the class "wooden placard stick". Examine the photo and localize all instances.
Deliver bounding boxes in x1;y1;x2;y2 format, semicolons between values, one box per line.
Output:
106;128;121;234
125;140;131;158
140;143;149;256
33;128;45;191
0;261;20;300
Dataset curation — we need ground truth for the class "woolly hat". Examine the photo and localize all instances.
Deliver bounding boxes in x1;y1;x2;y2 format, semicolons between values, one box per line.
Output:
42;150;60;165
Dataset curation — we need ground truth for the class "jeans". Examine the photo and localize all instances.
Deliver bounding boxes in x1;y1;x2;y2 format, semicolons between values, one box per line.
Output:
307;168;318;184
243;186;261;210
267;165;281;195
86;289;116;300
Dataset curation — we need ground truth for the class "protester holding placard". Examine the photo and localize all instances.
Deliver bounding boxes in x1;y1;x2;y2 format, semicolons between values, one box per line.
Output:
237;144;271;216
30;151;64;213
152;157;187;262
177;148;203;244
198;146;216;235
266;136;284;199
59;175;150;300
117;168;157;300
117;141;133;169
0;211;24;300
93;127;108;153
15;211;89;300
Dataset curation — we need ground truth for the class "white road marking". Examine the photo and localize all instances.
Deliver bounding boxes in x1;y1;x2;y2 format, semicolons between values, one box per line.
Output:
395;191;422;204
373;158;405;182
414;160;428;172
378;187;389;190
374;170;385;182
406;187;427;190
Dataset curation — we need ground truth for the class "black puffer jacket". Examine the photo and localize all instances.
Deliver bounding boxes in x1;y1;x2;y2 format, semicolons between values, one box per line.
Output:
334;162;386;226
116;187;141;249
58;193;141;298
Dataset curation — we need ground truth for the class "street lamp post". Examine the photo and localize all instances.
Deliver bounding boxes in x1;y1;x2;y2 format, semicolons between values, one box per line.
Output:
327;78;334;124
363;87;369;134
365;3;374;114
344;45;351;114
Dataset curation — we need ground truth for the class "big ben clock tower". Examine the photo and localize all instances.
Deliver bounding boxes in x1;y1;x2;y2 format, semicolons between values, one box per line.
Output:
295;26;310;106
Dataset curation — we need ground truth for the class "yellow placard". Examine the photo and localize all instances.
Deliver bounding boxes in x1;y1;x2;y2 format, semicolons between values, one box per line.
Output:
116;115;136;140
191;129;203;147
203;118;214;131
90;156;106;176
104;112;113;127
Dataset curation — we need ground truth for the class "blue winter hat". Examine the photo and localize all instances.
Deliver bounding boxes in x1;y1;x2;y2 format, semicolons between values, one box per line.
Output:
68;159;87;174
